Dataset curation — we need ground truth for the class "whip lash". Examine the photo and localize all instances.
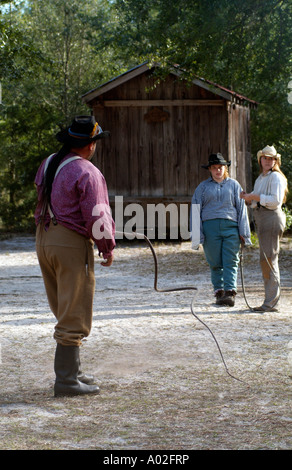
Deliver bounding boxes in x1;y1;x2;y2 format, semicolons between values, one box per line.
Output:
115;230;249;385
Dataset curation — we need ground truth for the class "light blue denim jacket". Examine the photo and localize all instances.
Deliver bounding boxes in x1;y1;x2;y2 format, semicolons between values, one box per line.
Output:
191;177;251;247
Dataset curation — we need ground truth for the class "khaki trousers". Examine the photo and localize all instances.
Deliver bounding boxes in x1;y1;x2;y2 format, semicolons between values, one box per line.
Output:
254;206;286;308
36;223;95;347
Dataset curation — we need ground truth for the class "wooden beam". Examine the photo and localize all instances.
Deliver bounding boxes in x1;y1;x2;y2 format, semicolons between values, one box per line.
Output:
96;99;225;107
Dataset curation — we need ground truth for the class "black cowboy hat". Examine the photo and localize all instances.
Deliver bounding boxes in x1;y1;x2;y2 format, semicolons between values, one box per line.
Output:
201;153;231;169
56;115;110;148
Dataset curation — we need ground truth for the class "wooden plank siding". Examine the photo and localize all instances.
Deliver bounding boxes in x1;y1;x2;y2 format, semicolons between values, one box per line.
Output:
83;64;256;234
91;71;231;200
228;103;252;191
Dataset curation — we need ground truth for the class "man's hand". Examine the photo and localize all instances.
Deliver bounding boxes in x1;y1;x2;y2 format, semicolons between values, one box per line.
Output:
101;255;114;267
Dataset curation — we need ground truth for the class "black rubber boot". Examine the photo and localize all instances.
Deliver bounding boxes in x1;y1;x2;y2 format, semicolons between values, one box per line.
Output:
78;360;97;385
54;344;100;397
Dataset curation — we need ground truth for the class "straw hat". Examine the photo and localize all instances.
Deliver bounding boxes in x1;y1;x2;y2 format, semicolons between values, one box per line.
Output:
257;145;281;164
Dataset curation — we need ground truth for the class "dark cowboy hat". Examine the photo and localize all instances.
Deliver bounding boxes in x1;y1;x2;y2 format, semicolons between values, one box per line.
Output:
56;115;110;148
201;153;231;169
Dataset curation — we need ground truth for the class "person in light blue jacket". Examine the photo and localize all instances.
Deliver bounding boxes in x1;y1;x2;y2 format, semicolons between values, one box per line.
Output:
191;153;251;307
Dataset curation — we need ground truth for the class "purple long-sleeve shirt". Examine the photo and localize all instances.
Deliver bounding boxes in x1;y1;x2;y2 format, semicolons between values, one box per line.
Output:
34;152;116;259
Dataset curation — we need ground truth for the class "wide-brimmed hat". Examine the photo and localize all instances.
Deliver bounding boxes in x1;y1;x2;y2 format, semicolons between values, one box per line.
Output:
201;153;231;169
56;115;110;148
257;145;281;164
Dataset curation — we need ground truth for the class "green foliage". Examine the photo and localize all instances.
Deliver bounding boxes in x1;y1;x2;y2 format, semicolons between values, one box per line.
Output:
283;206;292;231
250;231;259;248
0;0;118;230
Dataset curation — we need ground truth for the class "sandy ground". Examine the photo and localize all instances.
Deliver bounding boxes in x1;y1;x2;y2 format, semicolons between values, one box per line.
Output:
0;234;291;451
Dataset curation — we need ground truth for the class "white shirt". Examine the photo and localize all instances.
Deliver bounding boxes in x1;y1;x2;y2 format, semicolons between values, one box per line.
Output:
251;170;287;210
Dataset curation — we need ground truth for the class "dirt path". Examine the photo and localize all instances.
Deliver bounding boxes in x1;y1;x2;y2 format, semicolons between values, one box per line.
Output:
0;235;291;450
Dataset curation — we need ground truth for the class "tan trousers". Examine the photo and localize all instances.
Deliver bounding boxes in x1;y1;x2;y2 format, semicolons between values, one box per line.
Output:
254;206;286;308
36;222;95;347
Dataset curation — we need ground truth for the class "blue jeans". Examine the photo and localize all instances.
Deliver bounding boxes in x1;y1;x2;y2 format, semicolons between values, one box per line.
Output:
202;219;240;292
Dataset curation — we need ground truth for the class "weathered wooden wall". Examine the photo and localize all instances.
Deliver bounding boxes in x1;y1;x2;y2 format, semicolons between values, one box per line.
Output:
228;103;252;191
91;71;231;201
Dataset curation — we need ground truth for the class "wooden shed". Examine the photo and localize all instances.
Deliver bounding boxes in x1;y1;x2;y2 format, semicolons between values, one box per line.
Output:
82;62;257;237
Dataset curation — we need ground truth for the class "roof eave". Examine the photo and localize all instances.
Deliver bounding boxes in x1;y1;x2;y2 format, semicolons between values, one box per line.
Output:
82;62;150;104
83;61;258;108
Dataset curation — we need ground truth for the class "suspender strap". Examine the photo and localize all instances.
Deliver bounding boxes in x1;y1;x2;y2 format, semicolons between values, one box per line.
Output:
42;155;82;223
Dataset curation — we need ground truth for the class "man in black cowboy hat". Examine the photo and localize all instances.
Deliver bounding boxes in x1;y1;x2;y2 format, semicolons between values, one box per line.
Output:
34;115;115;397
